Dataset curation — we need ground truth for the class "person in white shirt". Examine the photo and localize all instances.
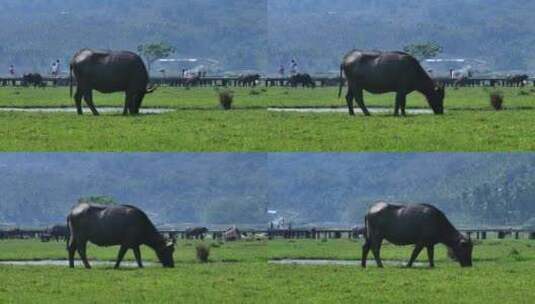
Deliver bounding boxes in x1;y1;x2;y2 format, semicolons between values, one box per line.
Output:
290;59;298;76
51;60;60;76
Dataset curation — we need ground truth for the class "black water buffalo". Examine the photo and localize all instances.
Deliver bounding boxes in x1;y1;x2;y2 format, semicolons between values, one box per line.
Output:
67;203;175;269
185;227;208;240
47;224;70;242
23;73;45;88
70;49;157;116
288;73;316;88
362;202;472;268
506;74;529;87
237;74;260;87
339;50;444;116
351;225;366;239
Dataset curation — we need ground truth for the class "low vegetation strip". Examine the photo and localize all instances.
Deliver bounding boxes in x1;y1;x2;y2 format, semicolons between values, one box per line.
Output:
0;109;534;151
0;87;534;151
0;239;533;303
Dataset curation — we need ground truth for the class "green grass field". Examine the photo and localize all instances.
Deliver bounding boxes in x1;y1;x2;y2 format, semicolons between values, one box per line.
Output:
0;239;533;303
1;86;535;151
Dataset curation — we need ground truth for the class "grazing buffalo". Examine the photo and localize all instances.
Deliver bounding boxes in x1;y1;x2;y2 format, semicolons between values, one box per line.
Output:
362;202;472;268
339;50;445;116
185;227;208;240
288;73;316;88
67;203;175;269
237;74;260;87
351;225;366;239
47;224;70;242
506;74;529;87
70;49;157;116
23;73;45;88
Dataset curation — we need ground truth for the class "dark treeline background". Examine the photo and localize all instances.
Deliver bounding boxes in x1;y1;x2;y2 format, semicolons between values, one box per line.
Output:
1;1;535;74
1;154;534;229
268;0;535;73
0;0;267;73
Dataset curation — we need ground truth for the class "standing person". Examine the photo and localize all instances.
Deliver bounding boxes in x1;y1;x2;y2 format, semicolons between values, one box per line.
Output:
278;64;285;77
51;59;60;76
290;59;298;76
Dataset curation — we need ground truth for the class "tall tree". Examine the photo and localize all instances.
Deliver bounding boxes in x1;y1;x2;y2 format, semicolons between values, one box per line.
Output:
78;196;118;206
403;42;443;61
137;42;176;72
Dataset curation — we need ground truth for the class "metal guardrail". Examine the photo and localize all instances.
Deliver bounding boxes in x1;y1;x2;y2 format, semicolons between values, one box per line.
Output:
1;76;534;88
2;227;533;241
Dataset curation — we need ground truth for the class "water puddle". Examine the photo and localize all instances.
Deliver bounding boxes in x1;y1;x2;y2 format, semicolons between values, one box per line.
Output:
0;107;175;114
269;259;427;267
268;107;434;115
0;260;155;267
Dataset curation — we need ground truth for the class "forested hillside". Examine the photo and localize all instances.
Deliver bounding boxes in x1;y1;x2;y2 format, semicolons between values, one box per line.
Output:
267;154;535;228
0;154;269;227
1;1;534;74
0;0;267;74
1;154;534;228
268;0;535;73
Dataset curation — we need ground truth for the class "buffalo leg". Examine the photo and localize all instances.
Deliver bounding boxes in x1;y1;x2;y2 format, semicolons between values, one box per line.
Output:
133;246;143;268
394;92;408;116
371;238;383;267
394;93;401;116
361;239;371;268
83;91;99;116
123;93;134;115
131;94;143;115
345;90;355;116
114;245;129;269
123;94;129;115
426;245;435;268
128;94;138;114
74;90;84;115
398;93;408;116
68;238;77;268
354;87;370;116
76;241;91;269
407;244;424;267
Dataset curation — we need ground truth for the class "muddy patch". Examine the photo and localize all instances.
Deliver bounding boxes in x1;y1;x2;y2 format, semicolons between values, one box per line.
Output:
268;107;434;115
269;259;427;267
0;260;155;267
0;107;175;114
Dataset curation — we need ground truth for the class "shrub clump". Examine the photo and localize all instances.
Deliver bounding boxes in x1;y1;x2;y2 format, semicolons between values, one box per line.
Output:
218;90;234;110
490;91;504;110
196;243;211;263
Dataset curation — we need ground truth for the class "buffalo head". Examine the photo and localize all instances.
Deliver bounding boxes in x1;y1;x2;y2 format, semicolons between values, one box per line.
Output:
428;84;445;114
451;238;473;267
156;239;175;268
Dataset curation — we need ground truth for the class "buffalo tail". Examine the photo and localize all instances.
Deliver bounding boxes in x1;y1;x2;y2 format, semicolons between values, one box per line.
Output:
69;65;73;98
337;64;344;98
364;215;370;240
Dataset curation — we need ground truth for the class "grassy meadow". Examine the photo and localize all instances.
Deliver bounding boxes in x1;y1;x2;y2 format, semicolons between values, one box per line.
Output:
0;239;533;303
0;86;535;151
